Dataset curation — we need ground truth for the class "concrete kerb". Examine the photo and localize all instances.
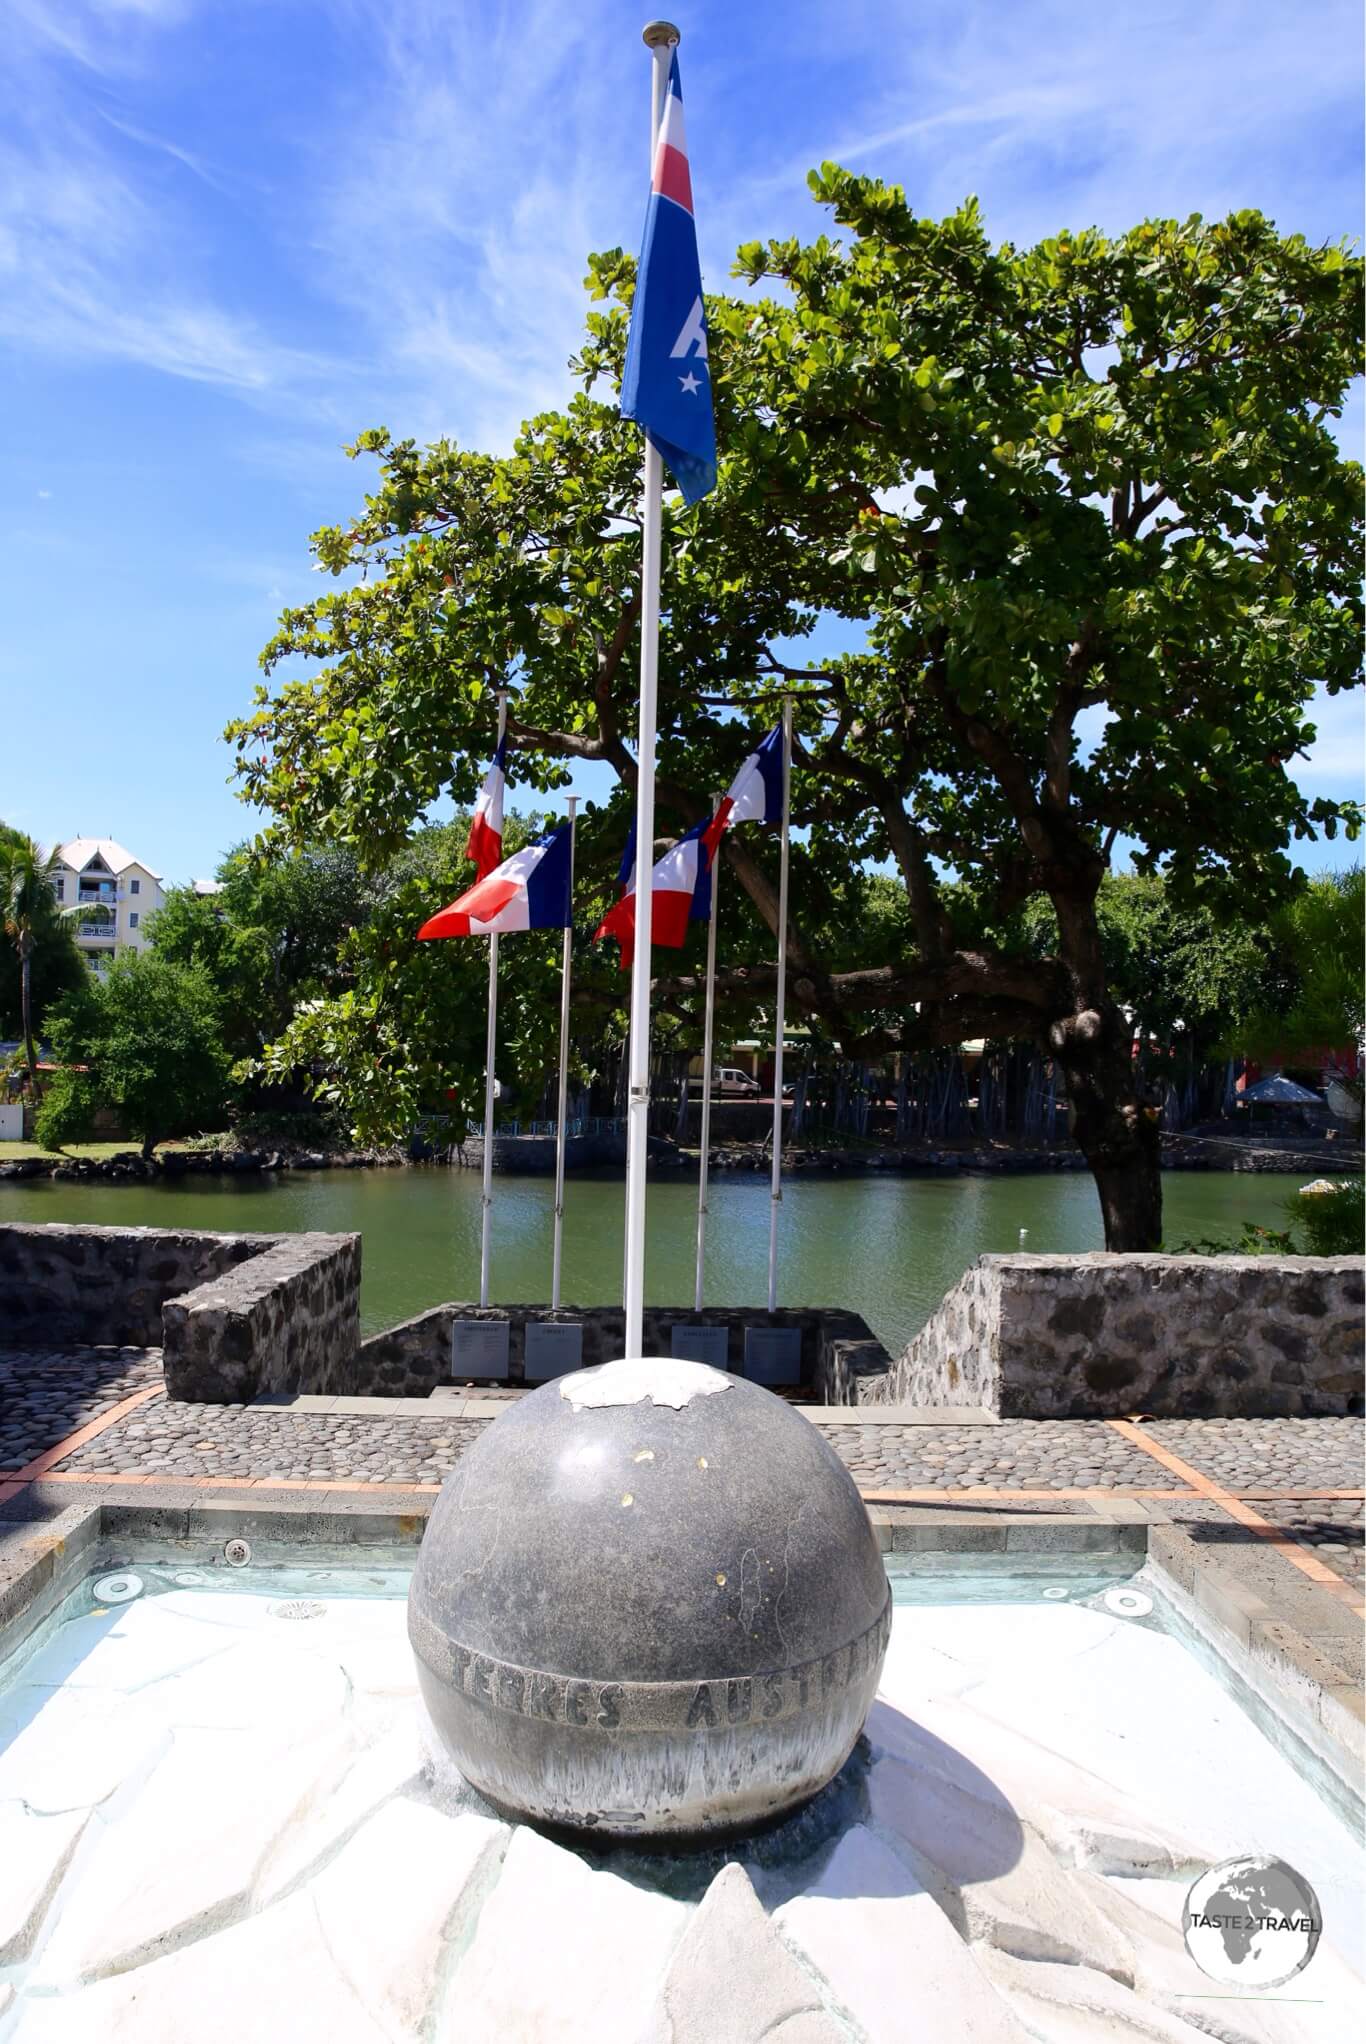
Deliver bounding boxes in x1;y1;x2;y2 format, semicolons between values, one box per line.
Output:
0;1494;1355;1804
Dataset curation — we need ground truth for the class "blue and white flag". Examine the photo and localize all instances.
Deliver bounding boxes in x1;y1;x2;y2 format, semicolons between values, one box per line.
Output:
620;52;716;504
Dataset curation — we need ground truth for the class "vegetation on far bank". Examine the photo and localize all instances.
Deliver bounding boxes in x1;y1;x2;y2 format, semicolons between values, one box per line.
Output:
1172;1175;1363;1259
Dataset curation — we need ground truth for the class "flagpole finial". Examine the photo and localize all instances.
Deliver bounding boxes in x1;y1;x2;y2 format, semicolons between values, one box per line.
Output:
642;20;680;48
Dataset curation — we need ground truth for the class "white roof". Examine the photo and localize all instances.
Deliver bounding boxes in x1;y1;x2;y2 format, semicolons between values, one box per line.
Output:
55;838;162;881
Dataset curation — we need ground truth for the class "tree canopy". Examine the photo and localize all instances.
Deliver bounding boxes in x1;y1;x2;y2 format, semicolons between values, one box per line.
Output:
149;843;376;1060
40;953;231;1159
227;180;1363;1246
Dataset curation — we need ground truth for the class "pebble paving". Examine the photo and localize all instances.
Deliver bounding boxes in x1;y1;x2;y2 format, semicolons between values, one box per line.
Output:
1145;1416;1363;1492
0;1346;163;1471
4;1349;1363;1509
817;1421;1159;1491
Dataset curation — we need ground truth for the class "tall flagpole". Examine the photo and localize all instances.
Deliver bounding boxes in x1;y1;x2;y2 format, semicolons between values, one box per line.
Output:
766;701;793;1313
694;791;722;1310
622;20;677;1357
551;795;578;1309
478;690;508;1309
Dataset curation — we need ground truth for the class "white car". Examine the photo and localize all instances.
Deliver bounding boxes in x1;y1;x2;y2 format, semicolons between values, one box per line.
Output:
689;1066;761;1095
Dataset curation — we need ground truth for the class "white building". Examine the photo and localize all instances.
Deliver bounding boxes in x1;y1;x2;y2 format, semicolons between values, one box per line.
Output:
51;839;164;975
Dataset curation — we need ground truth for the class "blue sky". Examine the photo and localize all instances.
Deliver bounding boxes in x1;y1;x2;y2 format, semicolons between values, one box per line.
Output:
1;0;1361;885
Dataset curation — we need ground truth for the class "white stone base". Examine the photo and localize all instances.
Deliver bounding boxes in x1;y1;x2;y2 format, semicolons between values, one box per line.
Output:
0;1571;1358;2039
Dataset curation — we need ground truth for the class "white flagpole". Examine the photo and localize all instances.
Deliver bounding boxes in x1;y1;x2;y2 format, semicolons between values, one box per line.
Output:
623;20;677;1357
477;690;508;1309
694;792;722;1310
767;701;793;1313
551;795;578;1310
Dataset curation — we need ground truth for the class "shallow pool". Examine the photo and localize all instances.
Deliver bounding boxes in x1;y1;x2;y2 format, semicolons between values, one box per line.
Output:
0;1558;1359;2041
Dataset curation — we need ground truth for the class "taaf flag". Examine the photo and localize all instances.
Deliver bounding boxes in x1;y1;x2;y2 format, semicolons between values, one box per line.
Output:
418;824;572;939
595;811;724;970
620;52;716;505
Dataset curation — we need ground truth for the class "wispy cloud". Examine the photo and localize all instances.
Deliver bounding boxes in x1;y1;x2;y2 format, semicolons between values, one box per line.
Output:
0;1;344;402
302;0;642;449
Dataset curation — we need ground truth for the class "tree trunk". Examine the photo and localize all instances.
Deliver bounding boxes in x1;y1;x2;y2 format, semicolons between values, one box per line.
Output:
1051;1002;1163;1249
19;933;35;1090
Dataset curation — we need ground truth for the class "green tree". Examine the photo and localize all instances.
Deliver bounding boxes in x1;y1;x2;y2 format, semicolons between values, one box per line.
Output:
247;815;579;1145
0;827;87;1088
1019;872;1271;1063
43;954;232;1159
149;843;374;1059
228;189;1363;1247
1228;867;1364;1066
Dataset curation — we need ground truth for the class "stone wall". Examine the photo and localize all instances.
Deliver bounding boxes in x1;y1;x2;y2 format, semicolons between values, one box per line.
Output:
162;1233;362;1403
0;1223;264;1346
0;1222;362;1406
357;1302;890;1402
869;1252;1365;1418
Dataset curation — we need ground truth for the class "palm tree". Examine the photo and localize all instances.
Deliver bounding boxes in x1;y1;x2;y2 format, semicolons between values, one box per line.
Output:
0;832;77;1091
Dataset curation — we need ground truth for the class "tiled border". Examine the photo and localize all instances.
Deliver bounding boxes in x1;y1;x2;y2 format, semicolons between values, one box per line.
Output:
1110;1419;1366;1613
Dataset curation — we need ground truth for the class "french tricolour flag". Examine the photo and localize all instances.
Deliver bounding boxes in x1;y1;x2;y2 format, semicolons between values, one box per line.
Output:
620;52;716;505
716;724;784;829
418;824;572;940
595;811;724;970
465;733;507;882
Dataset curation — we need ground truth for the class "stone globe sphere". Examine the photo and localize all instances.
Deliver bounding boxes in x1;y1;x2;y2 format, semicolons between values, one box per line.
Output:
408;1356;891;1842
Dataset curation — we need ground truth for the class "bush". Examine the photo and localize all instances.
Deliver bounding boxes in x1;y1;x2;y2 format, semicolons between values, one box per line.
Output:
1167;1223;1297;1257
33;1070;98;1152
1291;1179;1364;1257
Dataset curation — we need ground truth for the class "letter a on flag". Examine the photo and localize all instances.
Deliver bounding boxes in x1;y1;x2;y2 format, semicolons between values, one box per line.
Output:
621;52;717;504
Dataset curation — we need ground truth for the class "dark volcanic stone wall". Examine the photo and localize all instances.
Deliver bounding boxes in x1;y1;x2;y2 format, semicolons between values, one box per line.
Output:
161;1233;362;1402
0;1223;265;1346
0;1221;362;1405
355;1303;889;1402
871;1252;1366;1417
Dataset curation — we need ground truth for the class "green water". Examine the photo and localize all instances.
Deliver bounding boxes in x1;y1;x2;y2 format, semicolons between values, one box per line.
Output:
0;1165;1304;1352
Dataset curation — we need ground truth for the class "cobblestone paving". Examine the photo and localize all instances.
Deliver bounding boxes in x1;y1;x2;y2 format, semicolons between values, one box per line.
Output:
1158;1495;1365;1587
0;1347;162;1471
56;1401;490;1485
818;1422;1161;1490
4;1350;1363;1507
1146;1417;1363;1492
1254;1498;1364;1583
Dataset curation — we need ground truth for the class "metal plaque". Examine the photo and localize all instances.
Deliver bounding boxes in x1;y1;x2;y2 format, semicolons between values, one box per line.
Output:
524;1321;585;1382
743;1325;803;1386
669;1324;730;1369
451;1319;511;1382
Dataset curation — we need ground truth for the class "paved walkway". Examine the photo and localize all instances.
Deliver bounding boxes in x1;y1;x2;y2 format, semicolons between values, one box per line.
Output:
1;1348;1361;1601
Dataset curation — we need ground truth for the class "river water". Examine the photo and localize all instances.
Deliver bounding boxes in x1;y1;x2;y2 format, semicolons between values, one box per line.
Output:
0;1166;1301;1352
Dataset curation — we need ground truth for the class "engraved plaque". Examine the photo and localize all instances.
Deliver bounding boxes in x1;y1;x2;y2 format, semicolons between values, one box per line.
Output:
451;1319;511;1382
524;1321;585;1382
743;1325;803;1386
669;1323;730;1368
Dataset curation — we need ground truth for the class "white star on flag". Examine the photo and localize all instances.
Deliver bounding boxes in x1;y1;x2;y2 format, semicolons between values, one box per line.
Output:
679;370;701;395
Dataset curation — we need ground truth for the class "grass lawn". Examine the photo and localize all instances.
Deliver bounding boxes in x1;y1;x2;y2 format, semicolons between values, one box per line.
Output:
1;1137;230;1161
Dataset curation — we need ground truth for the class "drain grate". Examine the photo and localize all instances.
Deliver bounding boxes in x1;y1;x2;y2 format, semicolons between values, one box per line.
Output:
270;1599;327;1622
